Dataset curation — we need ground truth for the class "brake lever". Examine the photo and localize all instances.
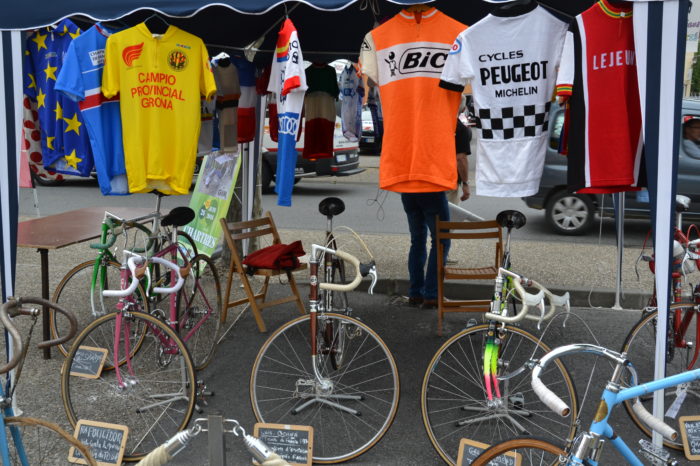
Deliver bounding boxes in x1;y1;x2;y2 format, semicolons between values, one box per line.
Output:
360;261;378;295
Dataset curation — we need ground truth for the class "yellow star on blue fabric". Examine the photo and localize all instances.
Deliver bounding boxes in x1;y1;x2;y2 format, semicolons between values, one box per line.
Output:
27;73;36;90
64;149;82;169
46;136;55;150
31;31;47;51
43;63;58;81
69;30;81;40
36;88;46;108
63;113;82;135
53;101;63;121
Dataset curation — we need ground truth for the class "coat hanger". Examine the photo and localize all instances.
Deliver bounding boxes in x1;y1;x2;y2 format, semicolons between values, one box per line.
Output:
144;12;170;34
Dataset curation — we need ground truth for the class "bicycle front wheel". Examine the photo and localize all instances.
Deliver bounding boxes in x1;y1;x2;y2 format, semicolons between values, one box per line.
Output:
250;313;400;463
4;416;97;466
177;253;223;370
622;303;700;450
51;259;149;357
472;437;567;466
421;324;577;465
61;312;196;461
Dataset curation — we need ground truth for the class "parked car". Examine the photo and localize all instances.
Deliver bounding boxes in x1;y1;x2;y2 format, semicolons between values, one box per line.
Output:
359;108;381;154
523;98;700;235
261;114;363;193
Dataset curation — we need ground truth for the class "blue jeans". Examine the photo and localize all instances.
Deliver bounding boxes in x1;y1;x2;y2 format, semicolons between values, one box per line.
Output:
400;192;450;300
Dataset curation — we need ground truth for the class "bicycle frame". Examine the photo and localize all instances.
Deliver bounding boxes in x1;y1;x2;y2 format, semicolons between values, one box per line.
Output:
0;387;28;465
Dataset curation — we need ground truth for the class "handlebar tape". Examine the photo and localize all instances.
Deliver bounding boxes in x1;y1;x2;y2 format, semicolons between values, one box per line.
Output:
632;400;678;441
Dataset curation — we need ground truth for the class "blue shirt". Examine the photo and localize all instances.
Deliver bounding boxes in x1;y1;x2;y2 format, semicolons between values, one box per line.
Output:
55;24;128;194
23;19;94;176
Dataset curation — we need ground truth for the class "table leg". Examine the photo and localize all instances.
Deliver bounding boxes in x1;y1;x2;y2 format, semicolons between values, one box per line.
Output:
39;248;51;359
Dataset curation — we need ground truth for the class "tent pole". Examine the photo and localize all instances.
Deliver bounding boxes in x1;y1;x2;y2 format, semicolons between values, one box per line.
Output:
612;192;624;310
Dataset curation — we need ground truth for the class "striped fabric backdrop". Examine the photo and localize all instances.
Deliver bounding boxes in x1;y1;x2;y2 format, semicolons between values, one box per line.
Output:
0;30;22;302
633;0;688;443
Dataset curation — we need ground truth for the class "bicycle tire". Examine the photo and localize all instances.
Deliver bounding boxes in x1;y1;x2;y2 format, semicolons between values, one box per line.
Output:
4;416;97;466
621;302;700;450
324;255;350;370
50;259;150;358
61;311;196;461
421;324;577;465
250;313;400;463
472;437;567;466
177;253;223;370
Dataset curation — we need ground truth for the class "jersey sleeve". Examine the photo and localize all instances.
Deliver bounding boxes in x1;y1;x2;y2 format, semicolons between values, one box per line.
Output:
101;35;119;98
555;29;575;97
55;40;85;102
359;32;378;85
281;29;306;96
200;41;217;100
439;30;471;93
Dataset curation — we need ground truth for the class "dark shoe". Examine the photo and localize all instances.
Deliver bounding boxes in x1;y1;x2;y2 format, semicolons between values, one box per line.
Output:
422;299;438;309
407;296;424;306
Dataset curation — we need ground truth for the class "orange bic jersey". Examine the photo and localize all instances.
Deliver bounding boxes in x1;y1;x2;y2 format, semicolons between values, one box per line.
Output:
103;24;216;194
360;8;466;192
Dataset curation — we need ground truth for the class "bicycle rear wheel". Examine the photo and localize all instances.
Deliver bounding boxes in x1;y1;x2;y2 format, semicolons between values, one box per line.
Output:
250;313;400;463
421;324;577;465
51;259;149;357
4;416;97;466
61;312;196;461
177;253;222;370
472;437;567;466
622;303;700;450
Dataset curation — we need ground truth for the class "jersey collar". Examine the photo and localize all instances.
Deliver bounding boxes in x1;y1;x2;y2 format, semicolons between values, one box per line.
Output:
598;0;633;19
491;1;538;18
398;7;439;22
136;22;177;40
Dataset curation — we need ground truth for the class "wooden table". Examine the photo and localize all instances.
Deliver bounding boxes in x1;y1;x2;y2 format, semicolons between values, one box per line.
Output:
18;207;153;358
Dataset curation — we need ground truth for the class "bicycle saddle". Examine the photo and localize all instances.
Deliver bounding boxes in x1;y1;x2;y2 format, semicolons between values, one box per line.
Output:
676;195;691;213
319;197;345;218
161;207;195;227
496;210;527;230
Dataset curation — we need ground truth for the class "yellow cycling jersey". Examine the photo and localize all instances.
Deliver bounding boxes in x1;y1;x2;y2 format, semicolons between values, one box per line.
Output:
103;23;216;194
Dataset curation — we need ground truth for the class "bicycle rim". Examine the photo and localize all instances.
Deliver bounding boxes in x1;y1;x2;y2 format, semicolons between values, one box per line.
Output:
51;259;150;358
250;313;400;463
61;312;196;461
177;253;222;370
622;304;700;450
5;416;97;466
472;437;567;466
421;324;577;465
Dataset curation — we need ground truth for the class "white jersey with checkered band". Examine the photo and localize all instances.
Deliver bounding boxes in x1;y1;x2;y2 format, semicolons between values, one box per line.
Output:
440;3;567;197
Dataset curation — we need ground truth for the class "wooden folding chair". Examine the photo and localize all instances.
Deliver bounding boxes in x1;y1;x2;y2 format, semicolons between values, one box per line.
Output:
436;219;503;336
220;212;306;333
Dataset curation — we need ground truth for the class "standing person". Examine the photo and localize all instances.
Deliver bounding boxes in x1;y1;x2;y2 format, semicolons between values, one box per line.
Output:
682;116;700;159
446;99;472;204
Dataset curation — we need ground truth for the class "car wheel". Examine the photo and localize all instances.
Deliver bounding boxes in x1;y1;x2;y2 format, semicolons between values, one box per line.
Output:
261;161;274;194
31;171;64;187
545;191;595;235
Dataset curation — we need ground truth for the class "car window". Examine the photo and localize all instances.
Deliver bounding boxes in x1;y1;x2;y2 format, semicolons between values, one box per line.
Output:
549;110;565;150
681;114;700;160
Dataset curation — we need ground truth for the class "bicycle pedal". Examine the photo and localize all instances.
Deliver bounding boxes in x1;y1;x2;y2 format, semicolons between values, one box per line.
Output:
638;439;676;466
509;393;525;409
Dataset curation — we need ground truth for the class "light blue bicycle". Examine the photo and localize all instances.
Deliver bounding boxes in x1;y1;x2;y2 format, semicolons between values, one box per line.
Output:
473;343;692;465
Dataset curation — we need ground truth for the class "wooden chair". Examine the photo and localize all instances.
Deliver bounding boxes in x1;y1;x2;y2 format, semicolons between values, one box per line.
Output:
220;212;306;333
436;218;503;336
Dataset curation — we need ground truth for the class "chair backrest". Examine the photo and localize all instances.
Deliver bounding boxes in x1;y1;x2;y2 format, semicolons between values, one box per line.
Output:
436;218;503;267
220;212;281;261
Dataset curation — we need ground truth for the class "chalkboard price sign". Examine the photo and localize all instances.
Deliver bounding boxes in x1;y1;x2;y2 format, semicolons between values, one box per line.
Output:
456;438;522;466
69;420;128;466
680;415;700;460
69;346;108;379
253;423;313;466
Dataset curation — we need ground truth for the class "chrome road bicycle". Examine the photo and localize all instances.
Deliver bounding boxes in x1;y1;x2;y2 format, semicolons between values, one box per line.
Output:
249;244;400;464
421;210;578;465
473;342;698;466
0;297;96;465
